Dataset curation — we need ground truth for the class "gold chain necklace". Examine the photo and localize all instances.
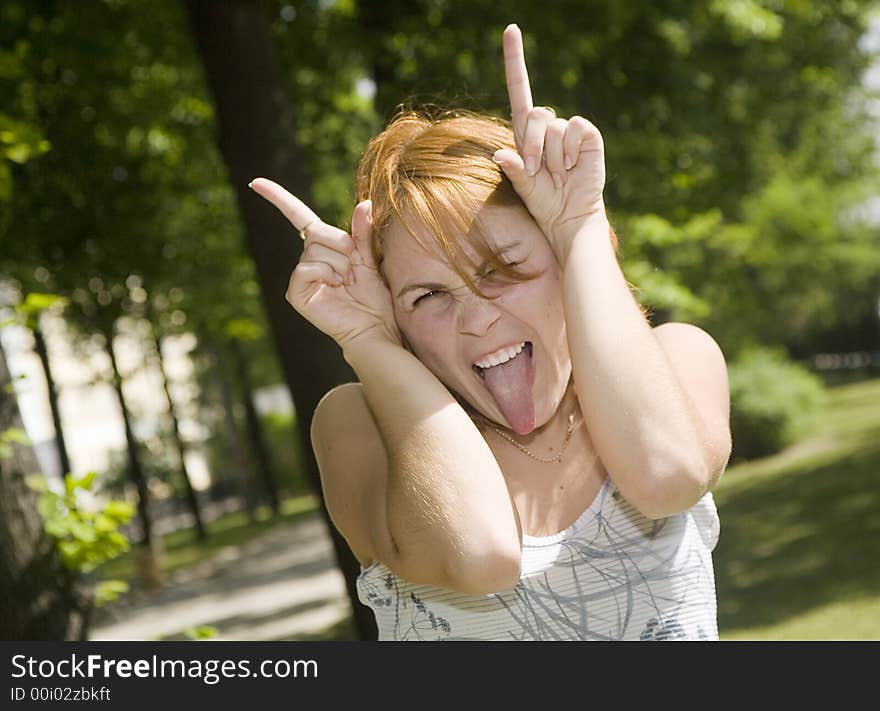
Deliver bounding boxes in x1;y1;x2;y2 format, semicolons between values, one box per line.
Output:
479;410;580;464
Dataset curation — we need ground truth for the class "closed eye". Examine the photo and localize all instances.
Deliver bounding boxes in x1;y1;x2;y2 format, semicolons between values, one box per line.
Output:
413;261;522;306
414;290;442;306
482;261;522;279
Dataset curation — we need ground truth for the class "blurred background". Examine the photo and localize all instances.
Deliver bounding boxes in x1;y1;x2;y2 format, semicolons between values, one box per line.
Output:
1;0;878;642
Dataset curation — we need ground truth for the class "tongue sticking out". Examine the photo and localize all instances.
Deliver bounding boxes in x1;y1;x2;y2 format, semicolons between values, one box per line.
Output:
480;344;536;435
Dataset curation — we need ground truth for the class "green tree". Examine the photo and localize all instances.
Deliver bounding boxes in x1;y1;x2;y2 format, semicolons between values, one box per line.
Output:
2;0;877;640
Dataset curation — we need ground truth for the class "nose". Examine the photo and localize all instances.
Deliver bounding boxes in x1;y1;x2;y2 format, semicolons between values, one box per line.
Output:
455;289;502;337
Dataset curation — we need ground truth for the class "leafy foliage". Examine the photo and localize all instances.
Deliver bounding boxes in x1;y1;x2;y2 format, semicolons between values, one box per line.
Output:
27;471;134;605
728;346;827;460
183;625;219;640
1;291;67;331
0;425;29;460
306;0;880;355
1;0;878;490
260;411;308;494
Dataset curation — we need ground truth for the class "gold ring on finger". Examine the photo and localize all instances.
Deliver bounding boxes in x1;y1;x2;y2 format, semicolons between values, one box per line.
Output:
537;105;557;118
298;219;320;241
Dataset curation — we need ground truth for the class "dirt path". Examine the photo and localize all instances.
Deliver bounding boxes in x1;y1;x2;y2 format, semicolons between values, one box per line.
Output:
90;513;352;641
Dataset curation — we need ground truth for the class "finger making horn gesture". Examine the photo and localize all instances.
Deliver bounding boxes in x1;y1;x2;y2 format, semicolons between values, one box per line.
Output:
493;23;608;266
246;181;403;350
250;23;608;348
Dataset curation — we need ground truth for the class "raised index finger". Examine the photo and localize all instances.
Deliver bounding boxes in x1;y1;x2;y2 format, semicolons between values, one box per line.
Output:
503;24;533;147
249;177;321;235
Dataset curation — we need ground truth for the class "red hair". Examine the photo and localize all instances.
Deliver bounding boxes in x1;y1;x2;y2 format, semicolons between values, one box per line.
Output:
355;108;620;295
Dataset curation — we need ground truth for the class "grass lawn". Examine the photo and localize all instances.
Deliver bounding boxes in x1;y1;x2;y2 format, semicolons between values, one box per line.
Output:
96;493;320;584
713;376;880;640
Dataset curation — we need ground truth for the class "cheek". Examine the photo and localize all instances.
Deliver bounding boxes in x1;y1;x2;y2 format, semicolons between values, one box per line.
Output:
499;273;564;320
535;263;566;316
545;273;566;316
395;311;454;366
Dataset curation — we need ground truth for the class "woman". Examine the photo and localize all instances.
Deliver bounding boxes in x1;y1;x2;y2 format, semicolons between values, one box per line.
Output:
250;24;731;640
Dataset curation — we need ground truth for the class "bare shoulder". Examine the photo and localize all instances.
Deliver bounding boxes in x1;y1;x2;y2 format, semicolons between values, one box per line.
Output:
651;322;728;406
652;322;725;361
312;382;378;441
310;382;388;569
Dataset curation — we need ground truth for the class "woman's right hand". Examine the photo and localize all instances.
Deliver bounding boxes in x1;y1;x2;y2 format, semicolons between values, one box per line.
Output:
249;178;402;350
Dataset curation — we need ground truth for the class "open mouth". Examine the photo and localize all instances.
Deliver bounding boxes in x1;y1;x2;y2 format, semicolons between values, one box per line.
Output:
472;341;532;381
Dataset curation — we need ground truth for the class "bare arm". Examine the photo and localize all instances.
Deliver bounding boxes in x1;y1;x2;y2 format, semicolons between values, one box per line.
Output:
322;333;522;593
562;216;726;518
494;25;728;518
248;178;521;594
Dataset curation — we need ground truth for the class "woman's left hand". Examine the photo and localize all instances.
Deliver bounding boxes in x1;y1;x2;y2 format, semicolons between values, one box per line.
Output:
493;24;609;266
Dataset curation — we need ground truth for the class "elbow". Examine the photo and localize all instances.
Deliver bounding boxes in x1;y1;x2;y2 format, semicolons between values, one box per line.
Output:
636;436;730;520
636;485;704;521
444;545;522;595
387;535;521;595
634;462;716;521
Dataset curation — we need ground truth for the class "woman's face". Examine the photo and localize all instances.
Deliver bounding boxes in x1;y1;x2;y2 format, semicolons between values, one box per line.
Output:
381;202;571;434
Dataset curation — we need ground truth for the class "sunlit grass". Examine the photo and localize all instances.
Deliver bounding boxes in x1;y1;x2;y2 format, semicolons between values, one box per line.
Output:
721;595;880;641
714;376;880;641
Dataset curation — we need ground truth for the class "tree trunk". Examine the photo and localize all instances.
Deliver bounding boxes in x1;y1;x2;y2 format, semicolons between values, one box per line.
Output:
184;0;376;639
154;330;207;541
213;345;257;525
0;338;82;639
357;0;406;121
229;338;279;515
32;322;72;478
103;329;162;589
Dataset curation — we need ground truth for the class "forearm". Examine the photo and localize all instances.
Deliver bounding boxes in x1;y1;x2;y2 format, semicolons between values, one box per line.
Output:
342;335;521;588
560;216;708;518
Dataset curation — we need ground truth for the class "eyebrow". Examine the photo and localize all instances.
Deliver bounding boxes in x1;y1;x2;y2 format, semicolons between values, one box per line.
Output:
396;242;522;300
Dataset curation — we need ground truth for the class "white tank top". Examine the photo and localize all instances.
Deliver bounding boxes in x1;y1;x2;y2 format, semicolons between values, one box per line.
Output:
357;477;721;640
